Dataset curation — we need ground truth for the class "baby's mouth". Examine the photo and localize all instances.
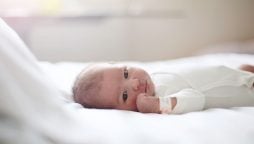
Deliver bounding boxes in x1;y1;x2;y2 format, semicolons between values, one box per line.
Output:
145;80;148;93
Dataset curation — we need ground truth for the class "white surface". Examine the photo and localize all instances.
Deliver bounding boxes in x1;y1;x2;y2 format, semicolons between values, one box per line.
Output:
0;18;92;144
40;54;254;144
1;18;254;144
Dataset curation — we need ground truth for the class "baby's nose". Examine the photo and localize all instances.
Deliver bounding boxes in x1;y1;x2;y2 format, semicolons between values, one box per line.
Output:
131;79;146;92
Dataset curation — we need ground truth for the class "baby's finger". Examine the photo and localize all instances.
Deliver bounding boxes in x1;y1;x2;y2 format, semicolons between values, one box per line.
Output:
137;93;147;97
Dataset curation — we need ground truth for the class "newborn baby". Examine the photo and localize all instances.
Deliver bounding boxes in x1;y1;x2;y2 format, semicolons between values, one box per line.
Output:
72;63;254;114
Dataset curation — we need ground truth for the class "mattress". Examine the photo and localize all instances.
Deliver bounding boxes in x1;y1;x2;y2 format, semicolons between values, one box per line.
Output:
39;54;254;144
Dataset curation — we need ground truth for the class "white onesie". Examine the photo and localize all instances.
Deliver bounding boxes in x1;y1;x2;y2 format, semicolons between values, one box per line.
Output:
152;66;254;114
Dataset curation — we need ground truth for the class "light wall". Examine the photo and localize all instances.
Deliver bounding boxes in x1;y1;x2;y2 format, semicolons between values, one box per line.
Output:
4;0;254;62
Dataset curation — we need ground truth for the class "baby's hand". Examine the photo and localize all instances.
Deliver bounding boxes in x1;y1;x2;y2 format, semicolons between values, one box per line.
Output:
136;93;160;113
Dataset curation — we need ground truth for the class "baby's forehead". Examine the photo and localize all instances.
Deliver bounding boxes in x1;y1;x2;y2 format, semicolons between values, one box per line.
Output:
92;65;123;77
102;67;124;80
99;66;122;95
99;63;125;69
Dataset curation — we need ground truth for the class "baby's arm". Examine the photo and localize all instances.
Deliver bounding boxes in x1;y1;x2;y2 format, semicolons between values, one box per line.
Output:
136;93;177;113
137;89;206;114
239;64;254;73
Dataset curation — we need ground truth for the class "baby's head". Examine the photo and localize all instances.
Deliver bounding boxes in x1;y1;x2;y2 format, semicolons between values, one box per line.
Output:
73;63;155;111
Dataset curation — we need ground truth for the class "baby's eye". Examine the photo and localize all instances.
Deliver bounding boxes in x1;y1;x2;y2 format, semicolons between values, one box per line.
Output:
124;68;128;79
122;91;128;102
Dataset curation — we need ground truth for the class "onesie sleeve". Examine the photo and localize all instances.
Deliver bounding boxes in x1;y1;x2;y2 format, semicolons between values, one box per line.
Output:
159;89;205;114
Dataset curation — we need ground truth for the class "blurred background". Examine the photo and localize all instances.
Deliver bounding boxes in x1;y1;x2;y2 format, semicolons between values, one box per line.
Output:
1;0;254;62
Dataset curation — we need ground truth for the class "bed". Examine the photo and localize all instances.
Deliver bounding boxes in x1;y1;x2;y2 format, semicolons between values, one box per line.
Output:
1;18;254;144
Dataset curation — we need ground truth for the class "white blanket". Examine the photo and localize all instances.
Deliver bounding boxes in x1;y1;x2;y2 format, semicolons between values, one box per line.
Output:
0;18;89;144
1;18;254;144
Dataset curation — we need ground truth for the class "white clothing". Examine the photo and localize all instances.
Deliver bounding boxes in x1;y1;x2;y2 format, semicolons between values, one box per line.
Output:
152;66;254;114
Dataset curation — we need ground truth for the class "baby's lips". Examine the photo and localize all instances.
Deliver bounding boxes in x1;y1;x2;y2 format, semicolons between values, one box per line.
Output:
138;80;147;93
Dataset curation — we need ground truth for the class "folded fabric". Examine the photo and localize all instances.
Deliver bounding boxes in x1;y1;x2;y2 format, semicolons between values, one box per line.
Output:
0;18;87;144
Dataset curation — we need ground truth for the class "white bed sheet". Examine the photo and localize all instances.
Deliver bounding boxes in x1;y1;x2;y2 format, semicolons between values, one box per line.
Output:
1;17;254;144
40;54;254;144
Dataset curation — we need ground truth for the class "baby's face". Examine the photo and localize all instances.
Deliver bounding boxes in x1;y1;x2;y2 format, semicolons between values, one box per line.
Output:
97;63;155;111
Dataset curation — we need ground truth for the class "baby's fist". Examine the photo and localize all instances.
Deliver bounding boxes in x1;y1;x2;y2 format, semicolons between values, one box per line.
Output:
136;93;160;113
